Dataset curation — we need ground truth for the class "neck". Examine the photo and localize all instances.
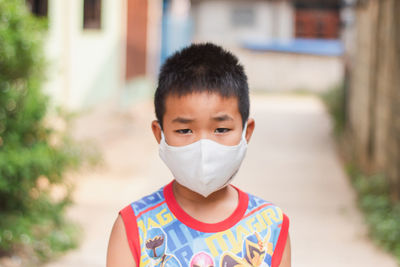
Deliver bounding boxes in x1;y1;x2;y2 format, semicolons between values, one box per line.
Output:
173;181;231;202
172;180;239;223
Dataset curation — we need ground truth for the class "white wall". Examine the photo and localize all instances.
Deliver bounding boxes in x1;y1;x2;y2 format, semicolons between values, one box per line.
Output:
44;0;125;110
191;0;294;45
191;0;342;93
232;48;344;93
146;0;163;79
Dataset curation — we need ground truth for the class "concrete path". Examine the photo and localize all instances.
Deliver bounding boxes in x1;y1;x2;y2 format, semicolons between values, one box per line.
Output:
44;94;398;267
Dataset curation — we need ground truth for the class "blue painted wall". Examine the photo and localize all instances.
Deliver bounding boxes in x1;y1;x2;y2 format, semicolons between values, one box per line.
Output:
160;0;193;69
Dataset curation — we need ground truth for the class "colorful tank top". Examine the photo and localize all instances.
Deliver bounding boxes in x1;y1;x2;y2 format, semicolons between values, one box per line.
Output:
120;181;289;267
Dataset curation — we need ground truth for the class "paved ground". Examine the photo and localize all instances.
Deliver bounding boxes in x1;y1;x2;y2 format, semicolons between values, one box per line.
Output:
44;94;398;267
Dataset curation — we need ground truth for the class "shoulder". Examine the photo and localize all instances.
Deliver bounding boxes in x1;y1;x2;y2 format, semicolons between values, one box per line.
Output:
242;191;290;267
239;190;290;239
106;215;136;267
244;191;289;222
118;185;167;236
113;186;167;266
127;186;166;215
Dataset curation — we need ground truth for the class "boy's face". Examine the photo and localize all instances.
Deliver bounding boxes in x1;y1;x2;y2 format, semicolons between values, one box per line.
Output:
152;92;255;146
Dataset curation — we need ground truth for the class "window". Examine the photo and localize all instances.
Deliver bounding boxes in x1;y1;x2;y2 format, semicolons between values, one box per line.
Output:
295;10;339;39
231;7;255;27
83;0;102;29
26;0;48;17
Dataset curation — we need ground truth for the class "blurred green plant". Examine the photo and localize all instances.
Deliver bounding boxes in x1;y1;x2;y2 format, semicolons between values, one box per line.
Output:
0;0;86;263
319;83;346;136
346;164;400;263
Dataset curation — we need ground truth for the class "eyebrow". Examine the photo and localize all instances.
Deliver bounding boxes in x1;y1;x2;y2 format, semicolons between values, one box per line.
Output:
172;117;194;124
212;114;234;122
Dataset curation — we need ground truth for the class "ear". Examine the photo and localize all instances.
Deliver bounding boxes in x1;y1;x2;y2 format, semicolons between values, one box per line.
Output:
151;120;162;144
245;118;255;143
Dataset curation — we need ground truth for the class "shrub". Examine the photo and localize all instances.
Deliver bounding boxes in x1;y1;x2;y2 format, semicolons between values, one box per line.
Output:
319;83;346;136
346;165;400;263
0;0;82;263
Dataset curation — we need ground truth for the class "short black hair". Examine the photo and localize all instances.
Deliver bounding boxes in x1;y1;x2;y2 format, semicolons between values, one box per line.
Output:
154;42;249;128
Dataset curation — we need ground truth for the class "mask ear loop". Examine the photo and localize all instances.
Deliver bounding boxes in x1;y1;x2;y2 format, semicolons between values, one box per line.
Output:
241;121;249;145
158;121;165;141
242;121;248;139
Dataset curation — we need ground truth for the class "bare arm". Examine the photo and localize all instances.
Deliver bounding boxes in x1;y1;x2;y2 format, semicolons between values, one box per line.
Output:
279;233;291;267
106;215;136;267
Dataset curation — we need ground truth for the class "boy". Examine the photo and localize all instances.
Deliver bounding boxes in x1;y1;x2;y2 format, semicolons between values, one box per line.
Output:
107;43;291;267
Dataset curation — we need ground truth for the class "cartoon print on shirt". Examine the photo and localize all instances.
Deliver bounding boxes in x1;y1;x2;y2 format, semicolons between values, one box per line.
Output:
190;251;215;267
127;186;286;267
145;227;182;267
219;228;272;267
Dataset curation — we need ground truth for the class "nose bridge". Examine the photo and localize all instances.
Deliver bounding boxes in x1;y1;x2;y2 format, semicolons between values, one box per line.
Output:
198;128;213;141
199;130;208;140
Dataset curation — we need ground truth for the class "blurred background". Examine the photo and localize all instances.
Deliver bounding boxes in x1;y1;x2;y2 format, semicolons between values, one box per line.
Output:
30;0;345;109
0;0;399;266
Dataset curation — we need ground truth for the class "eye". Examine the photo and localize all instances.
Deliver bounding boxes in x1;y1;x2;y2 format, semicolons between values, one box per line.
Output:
175;129;192;134
214;128;230;134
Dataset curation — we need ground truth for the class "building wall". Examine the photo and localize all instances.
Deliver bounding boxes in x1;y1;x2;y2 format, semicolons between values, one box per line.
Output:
232;48;343;93
295;9;340;39
146;0;163;78
191;0;294;45
160;0;193;64
126;0;148;79
191;0;342;93
345;0;400;199
44;0;125;110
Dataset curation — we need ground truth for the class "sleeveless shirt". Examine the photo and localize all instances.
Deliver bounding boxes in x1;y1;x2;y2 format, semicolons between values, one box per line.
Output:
120;181;289;267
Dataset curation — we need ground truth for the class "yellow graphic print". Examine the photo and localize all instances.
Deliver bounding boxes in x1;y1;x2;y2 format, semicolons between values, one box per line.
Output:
219;228;272;267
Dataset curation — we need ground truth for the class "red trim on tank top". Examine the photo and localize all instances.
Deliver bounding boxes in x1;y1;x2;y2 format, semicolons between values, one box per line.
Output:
119;205;141;265
163;180;249;233
136;200;166;218
243;202;273;219
271;213;290;267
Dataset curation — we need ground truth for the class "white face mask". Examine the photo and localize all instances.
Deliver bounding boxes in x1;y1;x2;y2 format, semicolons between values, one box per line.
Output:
159;123;248;197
